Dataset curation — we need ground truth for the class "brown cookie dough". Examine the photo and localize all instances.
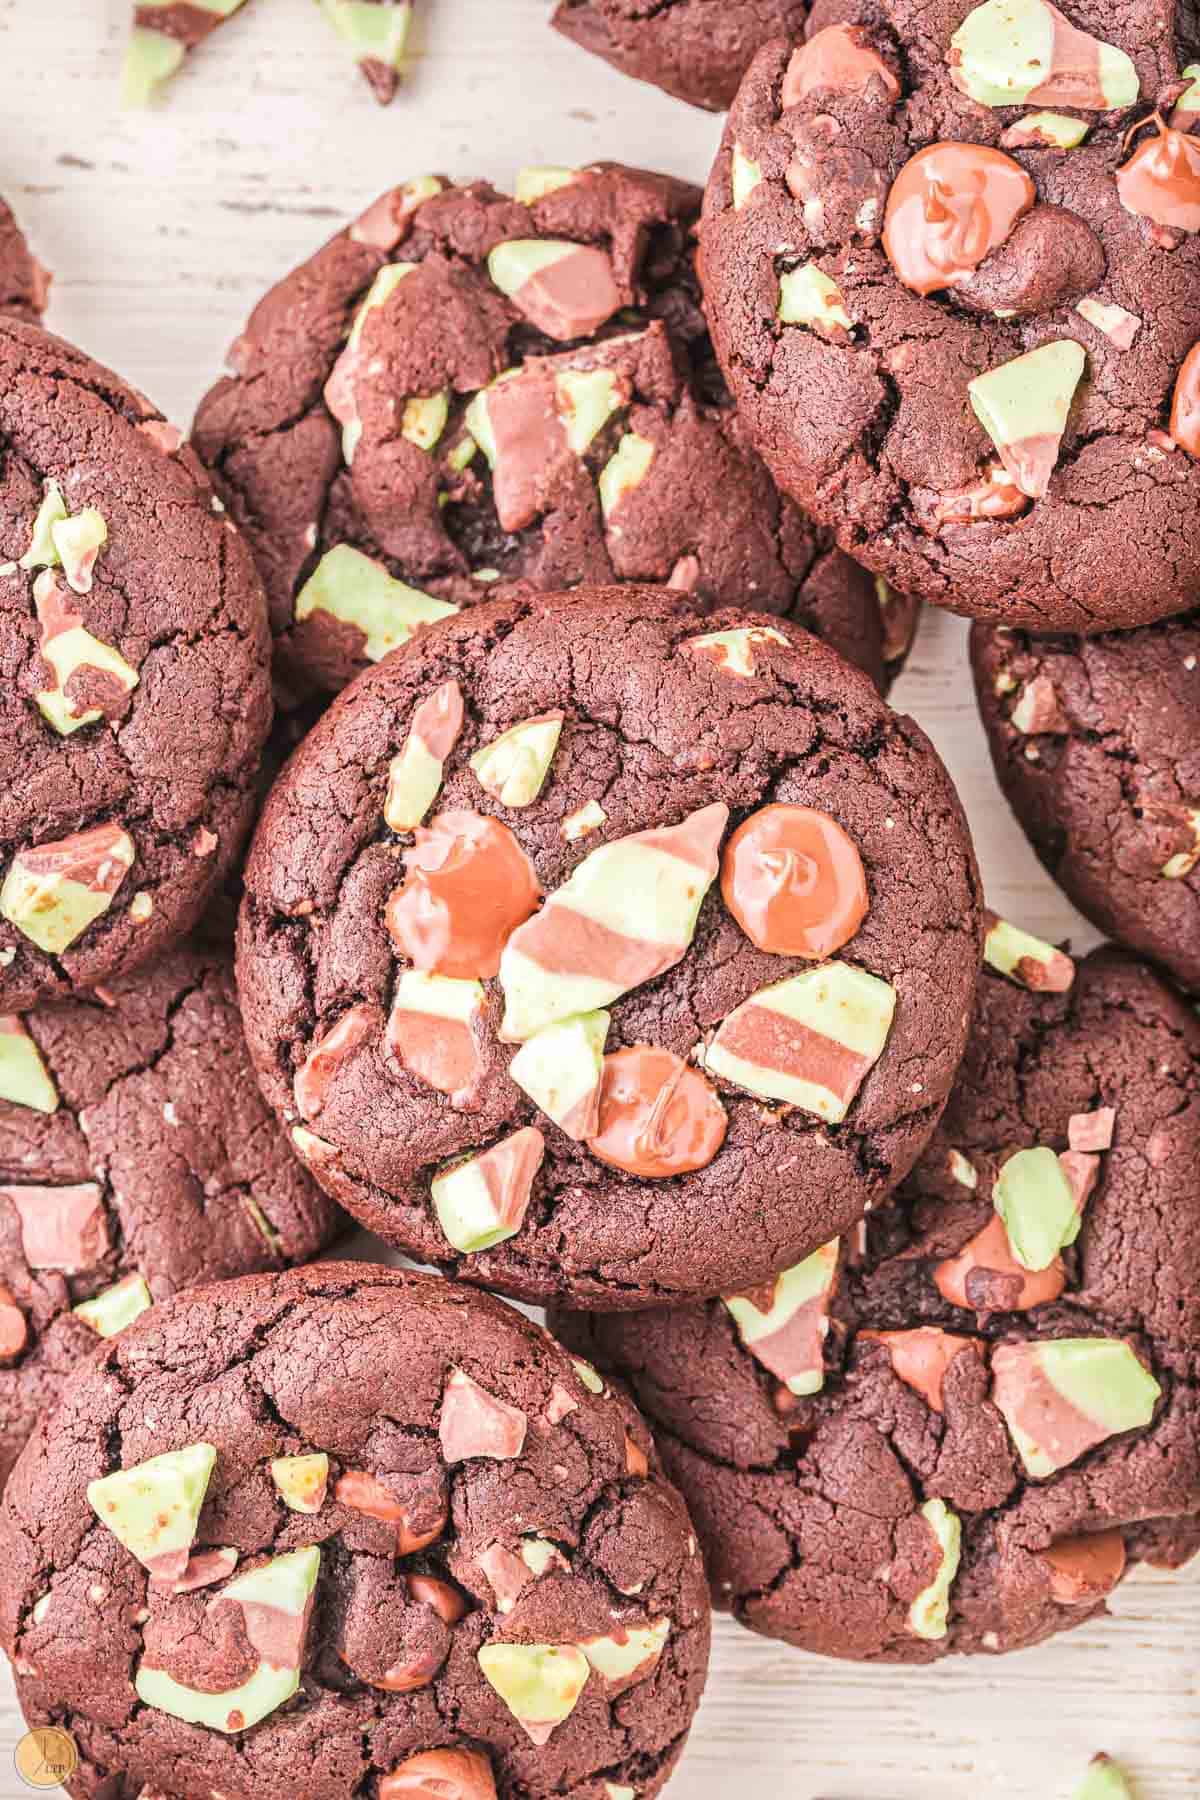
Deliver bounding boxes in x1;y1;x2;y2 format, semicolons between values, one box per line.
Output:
972;614;1200;994
235;586;982;1310
0;318;273;1011
0;198;49;324
0;945;341;1491
551;0;812;111
701;4;1200;632
0;1263;710;1800
557;944;1200;1661
191;164;916;703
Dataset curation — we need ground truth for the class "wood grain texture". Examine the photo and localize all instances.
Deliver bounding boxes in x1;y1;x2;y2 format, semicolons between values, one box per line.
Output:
0;0;1195;1793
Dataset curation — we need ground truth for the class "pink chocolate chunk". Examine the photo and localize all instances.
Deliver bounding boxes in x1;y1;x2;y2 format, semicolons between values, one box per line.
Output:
294;1003;381;1120
439;1368;528;1463
2;1182;108;1273
509;245;622;342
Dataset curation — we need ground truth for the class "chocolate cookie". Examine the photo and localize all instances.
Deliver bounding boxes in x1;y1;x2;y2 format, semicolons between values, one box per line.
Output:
0;945;340;1492
0;198;49;324
701;6;1200;632
556;939;1200;1661
0;1262;711;1800
236;586;982;1310
123;0;252;106
972;615;1200;994
551;0;812;111
0;317;273;1011
192;164;917;703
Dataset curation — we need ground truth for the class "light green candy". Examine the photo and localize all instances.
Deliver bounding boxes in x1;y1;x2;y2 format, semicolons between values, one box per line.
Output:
984;914;1074;990
994;1145;1081;1270
598;433;656;519
136;1545;321;1733
508;1011;610;1139
1074;1755;1137;1800
488;239;578;301
1177;64;1200;117
477;1643;590;1744
731;147;763;210
0;1021;59;1114
51;510;108;594
1011;111;1090;148
294;545;456;662
701;962;897;1124
572;1357;605;1395
968;341;1086;499
0;830;135;955
316;0;412;67
37;622;138;737
556;368;623;455
471;714;563;808
778;264;853;336
121;30;186;107
908;1498;962;1641
515;167;578;205
88;1443;216;1571
270;1453;330;1515
74;1274;153;1338
19;484;68;572
950;1;1138;110
997;1339;1160;1478
401;392;449;452
579;1618;670;1682
723;1241;839;1396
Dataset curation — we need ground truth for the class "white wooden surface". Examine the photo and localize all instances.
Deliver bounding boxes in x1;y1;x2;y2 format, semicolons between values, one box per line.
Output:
0;0;1195;1793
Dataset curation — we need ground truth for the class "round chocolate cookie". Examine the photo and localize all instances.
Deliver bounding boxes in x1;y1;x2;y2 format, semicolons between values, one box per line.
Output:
0;197;49;323
0;944;340;1491
972;614;1200;994
0;1262;711;1800
556;940;1200;1661
551;0;812;111
0;317;273;1011
191;163;917;702
701;4;1200;632
236;586;982;1310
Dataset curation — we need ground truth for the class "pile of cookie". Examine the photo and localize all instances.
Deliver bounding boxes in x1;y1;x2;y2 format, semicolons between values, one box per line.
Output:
1;2;1198;1794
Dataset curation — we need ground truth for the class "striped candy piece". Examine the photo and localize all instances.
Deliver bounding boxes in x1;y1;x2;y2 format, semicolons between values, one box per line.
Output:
499;803;728;1042
384;682;465;832
432;1127;545;1254
386;970;485;1103
723;1240;839;1396
508;1011;609;1140
700;961;896;1123
0;1014;59;1113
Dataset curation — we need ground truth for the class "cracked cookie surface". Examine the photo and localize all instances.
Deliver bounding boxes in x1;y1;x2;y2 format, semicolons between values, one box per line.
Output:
235;586;982;1310
0;318;273;1010
0;945;341;1491
701;2;1200;632
551;0;813;111
0;199;49;324
556;948;1200;1660
972;613;1200;993
191;164;915;704
0;1262;710;1800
